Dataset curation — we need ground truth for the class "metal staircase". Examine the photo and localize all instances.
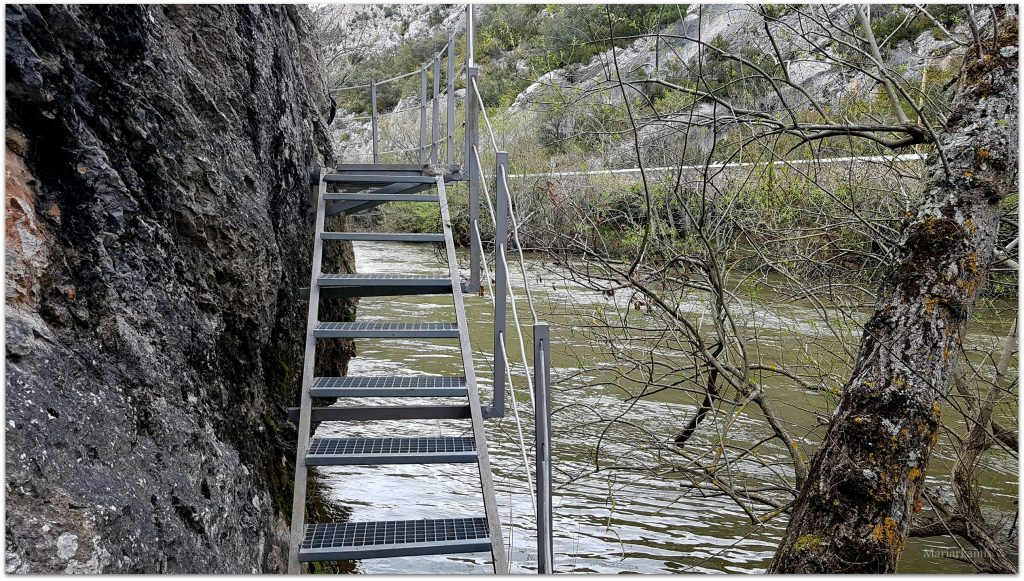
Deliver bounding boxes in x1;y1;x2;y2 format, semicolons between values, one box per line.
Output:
287;166;507;573
285;5;560;573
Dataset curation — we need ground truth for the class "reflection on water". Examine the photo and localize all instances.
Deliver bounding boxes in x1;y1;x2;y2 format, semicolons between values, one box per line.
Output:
312;241;1016;574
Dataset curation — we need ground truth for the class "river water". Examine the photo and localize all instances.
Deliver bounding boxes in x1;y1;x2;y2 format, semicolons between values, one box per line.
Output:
312;240;1017;574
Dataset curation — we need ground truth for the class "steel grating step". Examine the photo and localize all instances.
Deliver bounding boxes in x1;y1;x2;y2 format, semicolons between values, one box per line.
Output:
320;232;445;243
287;405;473;422
323;193;439;203
317;274;452;297
305;436;476;466
299;518;490;562
310;376;468;397
313;322;460;339
324;174;439;185
332;163;437;174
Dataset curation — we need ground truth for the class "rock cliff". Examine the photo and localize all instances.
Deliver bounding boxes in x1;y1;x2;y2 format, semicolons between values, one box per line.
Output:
5;4;350;573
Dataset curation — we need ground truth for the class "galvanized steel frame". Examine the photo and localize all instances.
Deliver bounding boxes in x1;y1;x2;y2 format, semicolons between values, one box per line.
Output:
288;170;327;574
293;4;558;573
437;175;508;574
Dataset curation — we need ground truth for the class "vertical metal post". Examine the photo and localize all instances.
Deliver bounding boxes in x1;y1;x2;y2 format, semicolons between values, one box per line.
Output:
432;56;440;164
446;33;455;165
534;323;553;575
420;66;428;164
493;151;509;417
466;4;475;71
370;81;379;164
466;3;481;291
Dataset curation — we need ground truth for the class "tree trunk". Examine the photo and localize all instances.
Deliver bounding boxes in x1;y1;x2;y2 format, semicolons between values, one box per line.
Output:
769;14;1018;574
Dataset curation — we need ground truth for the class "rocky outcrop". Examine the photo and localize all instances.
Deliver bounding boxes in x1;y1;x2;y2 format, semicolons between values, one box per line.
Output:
5;4;351;573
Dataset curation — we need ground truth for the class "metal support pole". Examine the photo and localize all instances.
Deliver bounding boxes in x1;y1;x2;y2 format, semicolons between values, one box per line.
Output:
420;67;428;164
493;151;509;418
466;4;475;70
370;81;379;164
466;67;481;292
465;4;480;291
432;56;440;164
446;33;455;165
533;323;553;575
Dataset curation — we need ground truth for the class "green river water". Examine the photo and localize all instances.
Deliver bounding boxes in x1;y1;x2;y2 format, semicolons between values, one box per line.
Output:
312;240;1018;574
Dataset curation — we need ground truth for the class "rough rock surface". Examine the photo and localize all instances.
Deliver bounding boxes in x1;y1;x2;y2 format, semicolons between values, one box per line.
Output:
5;4;352;573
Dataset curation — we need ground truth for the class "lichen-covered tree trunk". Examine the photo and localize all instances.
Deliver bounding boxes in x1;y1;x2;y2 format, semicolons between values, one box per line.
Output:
769;14;1018;574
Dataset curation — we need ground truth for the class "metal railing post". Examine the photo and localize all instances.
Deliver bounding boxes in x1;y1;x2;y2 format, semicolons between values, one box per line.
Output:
370;81;379;164
466;4;475;72
420;66;428;164
432;56;440;164
493;151;509;417
446;33;455;165
466;85;481;290
533;322;553;574
466;4;480;291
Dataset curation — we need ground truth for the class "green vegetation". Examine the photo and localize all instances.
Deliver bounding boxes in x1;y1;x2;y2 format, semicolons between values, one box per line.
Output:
379;201;441;234
694;35;782;100
475;5;684;107
334;32;452;114
869;5;965;47
333;5;685;116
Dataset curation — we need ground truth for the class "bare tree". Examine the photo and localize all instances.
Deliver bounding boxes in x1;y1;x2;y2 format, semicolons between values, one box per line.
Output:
771;9;1018;571
509;4;1018;573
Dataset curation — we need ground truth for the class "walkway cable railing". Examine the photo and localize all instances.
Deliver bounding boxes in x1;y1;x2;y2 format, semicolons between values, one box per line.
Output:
331;28;463;165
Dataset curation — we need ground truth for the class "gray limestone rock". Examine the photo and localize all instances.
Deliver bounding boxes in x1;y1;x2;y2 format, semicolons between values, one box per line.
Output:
5;4;352;573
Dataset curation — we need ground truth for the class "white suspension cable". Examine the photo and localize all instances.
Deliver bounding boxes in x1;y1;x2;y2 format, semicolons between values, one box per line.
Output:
467;85;541;325
470;77;501;153
472;220;536;565
497;167;540;323
476;229;537;511
474;149;535;407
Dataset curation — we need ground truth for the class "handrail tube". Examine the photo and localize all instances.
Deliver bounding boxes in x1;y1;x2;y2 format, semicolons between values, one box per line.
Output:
467;75;481;291
446;33;456;165
534;323;553;574
465;4;480;290
419;67;428;164
466;4;474;69
493;151;509;417
432;56;441;163
370;81;379;163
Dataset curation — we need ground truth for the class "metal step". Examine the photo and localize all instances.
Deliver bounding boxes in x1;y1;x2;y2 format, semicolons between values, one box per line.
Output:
310;376;468;398
305;436;476;466
287;405;474;422
301;284;467;300
323;193;439;203
321;232;444;243
333;163;435;173
324;183;436;217
313;322;460;339
299;518;491;562
325;174;438;186
331;163;461;176
317;274;452;297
